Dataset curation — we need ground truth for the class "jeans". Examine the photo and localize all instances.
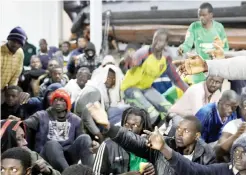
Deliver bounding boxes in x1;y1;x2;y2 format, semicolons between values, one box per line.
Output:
107;104;130;125
124;87;172;124
40;134;94;172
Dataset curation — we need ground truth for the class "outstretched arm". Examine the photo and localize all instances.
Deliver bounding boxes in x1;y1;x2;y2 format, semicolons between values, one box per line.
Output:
145;127;227;175
165;56;189;92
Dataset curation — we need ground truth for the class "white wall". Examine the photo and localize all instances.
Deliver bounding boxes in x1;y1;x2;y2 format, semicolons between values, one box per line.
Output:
0;0;63;48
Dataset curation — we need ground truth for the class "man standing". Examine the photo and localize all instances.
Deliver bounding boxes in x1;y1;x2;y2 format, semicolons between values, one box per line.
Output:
1;27;27;103
22;39;37;67
178;2;229;83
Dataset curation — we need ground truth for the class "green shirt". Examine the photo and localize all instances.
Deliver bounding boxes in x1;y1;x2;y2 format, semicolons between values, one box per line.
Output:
23;42;37;66
129;153;147;171
180;20;229;83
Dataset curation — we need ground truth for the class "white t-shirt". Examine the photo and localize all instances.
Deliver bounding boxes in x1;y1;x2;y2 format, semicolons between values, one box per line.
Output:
183;151;194;161
222;119;243;135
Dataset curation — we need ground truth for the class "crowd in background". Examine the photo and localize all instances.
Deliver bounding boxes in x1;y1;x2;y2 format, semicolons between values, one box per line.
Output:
1;2;246;175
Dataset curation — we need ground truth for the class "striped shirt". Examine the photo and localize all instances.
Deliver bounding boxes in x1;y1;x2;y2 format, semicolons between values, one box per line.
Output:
1;44;24;89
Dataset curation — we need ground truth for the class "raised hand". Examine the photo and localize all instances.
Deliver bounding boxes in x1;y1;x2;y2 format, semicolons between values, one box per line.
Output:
178;54;207;75
144;126;165;151
86;102;110;127
19;92;30;105
235;122;246;138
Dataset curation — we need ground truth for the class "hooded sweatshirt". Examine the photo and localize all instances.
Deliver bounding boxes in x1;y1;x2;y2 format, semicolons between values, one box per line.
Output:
67;42;100;76
74;64;124;135
91;55;116;80
0;120;60;175
24;107;82;153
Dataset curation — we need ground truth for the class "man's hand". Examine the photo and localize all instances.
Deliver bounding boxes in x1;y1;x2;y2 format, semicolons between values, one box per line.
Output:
34;159;51;174
235;122;246;138
141;163;155;175
177;55;208;75
86;102;110;128
144;126;165;151
19;92;30;105
90;140;100;153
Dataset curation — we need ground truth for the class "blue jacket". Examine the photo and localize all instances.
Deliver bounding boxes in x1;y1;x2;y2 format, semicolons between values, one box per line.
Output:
195;103;237;143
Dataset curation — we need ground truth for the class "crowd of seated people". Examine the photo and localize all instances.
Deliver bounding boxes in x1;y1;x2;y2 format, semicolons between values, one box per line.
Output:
1;2;246;174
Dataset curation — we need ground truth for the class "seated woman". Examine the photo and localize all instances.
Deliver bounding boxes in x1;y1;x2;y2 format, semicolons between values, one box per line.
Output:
1;119;60;175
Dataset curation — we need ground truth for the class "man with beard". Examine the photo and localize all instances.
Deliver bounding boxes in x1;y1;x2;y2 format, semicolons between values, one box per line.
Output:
178;2;229;83
63;67;91;104
144;127;246;175
86;102;216;175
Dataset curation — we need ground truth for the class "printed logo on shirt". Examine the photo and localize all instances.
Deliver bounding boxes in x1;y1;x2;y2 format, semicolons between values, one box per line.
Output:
28;48;33;53
47;120;71;141
199;43;214;53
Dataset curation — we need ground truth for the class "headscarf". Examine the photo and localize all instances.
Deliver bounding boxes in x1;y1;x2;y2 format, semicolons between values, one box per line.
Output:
50;89;72;111
1;120;26;152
